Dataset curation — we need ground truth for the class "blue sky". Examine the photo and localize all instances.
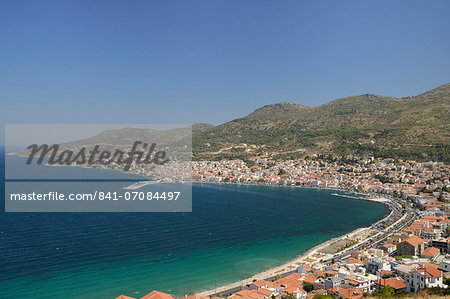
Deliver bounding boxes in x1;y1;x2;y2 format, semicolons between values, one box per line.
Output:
1;0;450;126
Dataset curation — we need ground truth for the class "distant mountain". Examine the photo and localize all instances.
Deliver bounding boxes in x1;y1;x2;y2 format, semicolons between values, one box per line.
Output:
66;127;192;148
193;83;450;162
65;124;212;148
14;126;194;161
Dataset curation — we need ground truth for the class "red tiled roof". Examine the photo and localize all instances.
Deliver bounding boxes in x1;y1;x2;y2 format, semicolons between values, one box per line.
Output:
402;235;425;247
349;280;360;286
184;296;209;299
412;263;442;278
303;274;318;284
287;279;303;289
375;277;406;290
279;272;302;285
265;281;278;289
116;296;136;299
236;289;267;299
235;290;252;297
141;291;174;299
255;288;273;297
421;247;440;257
346;257;362;264
314;270;324;276
329;287;363;299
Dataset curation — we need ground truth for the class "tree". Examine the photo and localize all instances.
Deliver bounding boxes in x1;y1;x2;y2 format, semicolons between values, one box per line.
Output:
278;168;286;175
303;282;314;292
372;286;395;297
275;274;282;280
444;275;450;286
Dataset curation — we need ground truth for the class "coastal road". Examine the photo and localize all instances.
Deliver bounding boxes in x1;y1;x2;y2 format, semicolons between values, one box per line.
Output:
316;197;415;265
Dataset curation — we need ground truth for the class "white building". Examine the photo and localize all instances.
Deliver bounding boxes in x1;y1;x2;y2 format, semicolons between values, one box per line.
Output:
439;259;450;273
405;264;446;293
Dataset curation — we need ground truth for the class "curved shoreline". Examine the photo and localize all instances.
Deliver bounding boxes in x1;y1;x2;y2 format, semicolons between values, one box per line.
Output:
196;184;393;297
5;154;393;297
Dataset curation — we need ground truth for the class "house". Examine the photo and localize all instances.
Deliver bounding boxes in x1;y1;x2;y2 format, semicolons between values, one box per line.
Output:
285;286;307;299
234;289;255;299
351;251;362;260
347;278;371;293
431;238;450;254
421;247;440;260
327;286;364;299
303;274;318;285
249;280;267;290
396;236;426;256
394;264;415;281
116;296;136;299
439;259;450;273
312;269;324;278
421;227;436;240
374;277;406;292
141;291;174;299
279;272;303;290
366;260;391;274
254;288;275;298
380;243;396;254
405;263;445;293
324;276;344;290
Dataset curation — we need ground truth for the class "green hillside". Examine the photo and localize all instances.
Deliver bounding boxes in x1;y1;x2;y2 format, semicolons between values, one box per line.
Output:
193;83;450;162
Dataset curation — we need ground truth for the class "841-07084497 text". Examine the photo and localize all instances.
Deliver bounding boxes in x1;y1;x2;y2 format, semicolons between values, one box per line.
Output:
9;191;181;201
99;191;181;201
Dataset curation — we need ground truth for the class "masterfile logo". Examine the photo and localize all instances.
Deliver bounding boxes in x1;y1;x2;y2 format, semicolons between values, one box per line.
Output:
4;124;192;212
26;141;170;171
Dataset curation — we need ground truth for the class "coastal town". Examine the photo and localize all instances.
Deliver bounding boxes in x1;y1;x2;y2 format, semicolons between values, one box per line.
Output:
116;157;449;299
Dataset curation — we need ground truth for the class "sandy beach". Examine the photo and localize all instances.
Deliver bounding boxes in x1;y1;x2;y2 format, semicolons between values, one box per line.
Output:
197;196;394;296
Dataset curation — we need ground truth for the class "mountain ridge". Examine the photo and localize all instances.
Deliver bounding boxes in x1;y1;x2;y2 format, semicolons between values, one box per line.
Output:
193;83;450;162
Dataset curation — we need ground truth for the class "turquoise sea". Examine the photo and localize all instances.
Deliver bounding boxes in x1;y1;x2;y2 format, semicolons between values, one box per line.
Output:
0;150;387;298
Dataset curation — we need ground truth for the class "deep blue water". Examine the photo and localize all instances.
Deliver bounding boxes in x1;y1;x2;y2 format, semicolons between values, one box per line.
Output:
0;148;388;298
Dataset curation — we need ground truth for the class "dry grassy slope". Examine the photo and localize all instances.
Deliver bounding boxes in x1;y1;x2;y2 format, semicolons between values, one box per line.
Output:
193;83;450;161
